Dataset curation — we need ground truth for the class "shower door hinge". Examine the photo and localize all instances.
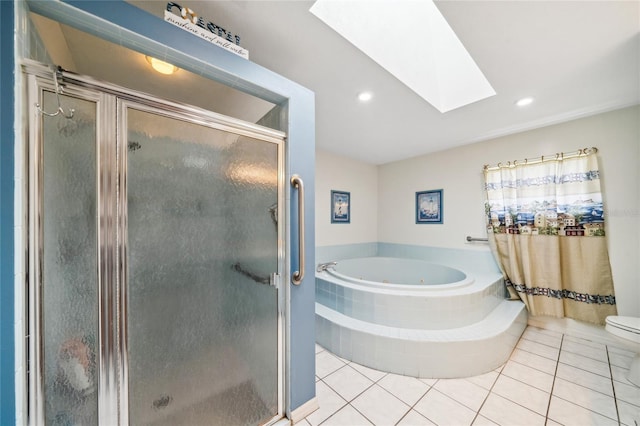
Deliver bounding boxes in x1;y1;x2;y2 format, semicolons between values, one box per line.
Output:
270;273;281;288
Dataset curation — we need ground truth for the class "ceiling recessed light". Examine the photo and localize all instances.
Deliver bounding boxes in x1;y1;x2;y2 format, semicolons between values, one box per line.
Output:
310;0;495;113
516;97;534;107
146;56;179;75
358;92;373;102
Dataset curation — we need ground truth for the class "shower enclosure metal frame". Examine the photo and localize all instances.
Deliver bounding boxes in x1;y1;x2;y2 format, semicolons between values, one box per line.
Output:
23;60;288;425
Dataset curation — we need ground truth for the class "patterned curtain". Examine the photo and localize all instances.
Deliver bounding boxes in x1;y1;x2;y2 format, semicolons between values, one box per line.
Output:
484;151;617;325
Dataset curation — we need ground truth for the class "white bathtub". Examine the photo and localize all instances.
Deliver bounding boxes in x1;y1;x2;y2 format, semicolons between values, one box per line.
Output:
315;256;527;378
325;256;470;289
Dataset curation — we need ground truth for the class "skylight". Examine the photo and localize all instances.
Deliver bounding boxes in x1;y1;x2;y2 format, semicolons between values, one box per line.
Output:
309;0;496;113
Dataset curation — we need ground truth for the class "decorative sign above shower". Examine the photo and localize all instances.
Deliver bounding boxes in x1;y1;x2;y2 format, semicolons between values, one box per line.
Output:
164;2;249;59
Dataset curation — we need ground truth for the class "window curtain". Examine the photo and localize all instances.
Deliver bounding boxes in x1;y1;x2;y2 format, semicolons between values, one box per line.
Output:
484;151;617;325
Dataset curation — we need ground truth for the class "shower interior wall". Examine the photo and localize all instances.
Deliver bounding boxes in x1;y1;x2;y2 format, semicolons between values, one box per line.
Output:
5;0;317;421
316;105;640;317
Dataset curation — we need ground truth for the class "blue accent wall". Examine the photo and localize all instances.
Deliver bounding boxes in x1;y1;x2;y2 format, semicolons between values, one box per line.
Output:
6;0;316;416
0;1;16;423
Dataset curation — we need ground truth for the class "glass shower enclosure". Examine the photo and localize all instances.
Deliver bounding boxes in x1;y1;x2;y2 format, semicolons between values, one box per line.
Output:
26;62;286;425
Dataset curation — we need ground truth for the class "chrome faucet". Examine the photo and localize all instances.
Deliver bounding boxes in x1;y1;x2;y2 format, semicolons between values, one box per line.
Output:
317;261;337;272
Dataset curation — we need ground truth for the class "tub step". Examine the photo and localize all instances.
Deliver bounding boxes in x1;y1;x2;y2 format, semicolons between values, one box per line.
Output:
316;300;527;378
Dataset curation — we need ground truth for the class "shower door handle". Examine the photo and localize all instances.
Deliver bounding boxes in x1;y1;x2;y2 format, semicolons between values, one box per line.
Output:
291;175;305;285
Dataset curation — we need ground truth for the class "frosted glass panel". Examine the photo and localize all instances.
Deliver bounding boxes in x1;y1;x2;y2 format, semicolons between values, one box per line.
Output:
42;92;99;425
126;107;279;425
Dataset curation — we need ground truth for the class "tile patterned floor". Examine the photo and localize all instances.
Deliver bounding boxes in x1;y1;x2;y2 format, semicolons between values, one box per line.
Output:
298;326;640;426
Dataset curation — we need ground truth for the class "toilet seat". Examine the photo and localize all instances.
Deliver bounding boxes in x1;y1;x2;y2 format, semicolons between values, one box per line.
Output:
606;316;640;336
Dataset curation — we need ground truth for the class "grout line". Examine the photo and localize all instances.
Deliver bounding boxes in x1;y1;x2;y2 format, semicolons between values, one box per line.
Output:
470;327;557;424
393;380;435;426
547;337;620;425
320;365;375;402
315;377;349;426
468;370;500;425
544;332;564;424
606;345;622;426
342;403;375;426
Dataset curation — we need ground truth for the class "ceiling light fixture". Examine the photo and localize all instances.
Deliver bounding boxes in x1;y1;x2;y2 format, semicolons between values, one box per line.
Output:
358;92;373;102
145;56;179;75
516;97;534;107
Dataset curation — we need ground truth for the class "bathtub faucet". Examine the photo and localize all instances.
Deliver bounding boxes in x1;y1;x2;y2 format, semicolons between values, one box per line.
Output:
317;261;337;272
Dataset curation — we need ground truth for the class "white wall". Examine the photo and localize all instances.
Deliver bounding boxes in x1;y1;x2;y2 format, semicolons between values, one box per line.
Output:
377;106;639;316
315;149;378;246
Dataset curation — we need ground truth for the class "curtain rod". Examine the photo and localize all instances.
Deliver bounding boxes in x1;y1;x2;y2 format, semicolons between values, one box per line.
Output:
483;147;598;171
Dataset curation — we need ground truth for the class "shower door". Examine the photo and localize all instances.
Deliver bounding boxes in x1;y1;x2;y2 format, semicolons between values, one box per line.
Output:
122;101;283;425
27;64;285;425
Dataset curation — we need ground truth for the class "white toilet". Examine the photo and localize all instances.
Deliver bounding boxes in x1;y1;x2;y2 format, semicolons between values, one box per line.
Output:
605;315;640;386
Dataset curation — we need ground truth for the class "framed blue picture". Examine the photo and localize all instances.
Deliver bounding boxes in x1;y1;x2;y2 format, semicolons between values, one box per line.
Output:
416;189;443;224
331;190;350;223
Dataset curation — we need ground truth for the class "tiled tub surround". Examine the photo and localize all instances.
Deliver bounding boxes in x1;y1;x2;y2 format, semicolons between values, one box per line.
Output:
317;259;504;330
315;248;527;379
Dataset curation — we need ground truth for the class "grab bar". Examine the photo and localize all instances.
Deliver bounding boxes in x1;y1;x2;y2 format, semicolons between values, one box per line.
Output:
291;175;305;285
466;236;488;242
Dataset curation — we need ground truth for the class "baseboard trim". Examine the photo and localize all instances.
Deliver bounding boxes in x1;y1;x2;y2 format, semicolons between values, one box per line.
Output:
290;397;319;424
528;315;640;352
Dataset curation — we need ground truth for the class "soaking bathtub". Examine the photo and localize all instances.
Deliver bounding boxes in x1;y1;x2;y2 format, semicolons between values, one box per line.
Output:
315;256;527;378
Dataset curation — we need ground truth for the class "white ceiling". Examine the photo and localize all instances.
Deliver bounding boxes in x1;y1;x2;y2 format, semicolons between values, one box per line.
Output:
38;1;640;165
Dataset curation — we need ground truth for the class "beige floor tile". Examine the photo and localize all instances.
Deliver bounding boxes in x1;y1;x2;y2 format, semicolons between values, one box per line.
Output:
509;347;558;375
563;334;607;351
465;370;499;391
413;389;476;426
618;399;640;426
555;362;614;396
527;326;563;338
434;378;489;412
552;378;618;421
323;364;373;402
305;381;347;426
471;415;499;426
349;362;387;382
521;328;562;348
377;373;430;406
419;378;438;386
396;410;436;426
607;344;636;358
501;360;555;392
479;393;545;426
609;351;634;369
547;396;618;426
491;375;551;416
316;350;347;379
516;338;560;360
611;364;632;384
322;405;372;426
559;350;611;378
562;338;608;362
613;378;640;408
351;384;410;426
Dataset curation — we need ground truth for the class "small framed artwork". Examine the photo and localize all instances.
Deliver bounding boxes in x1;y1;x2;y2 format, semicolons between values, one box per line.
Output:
331;190;350;224
416;189;443;224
